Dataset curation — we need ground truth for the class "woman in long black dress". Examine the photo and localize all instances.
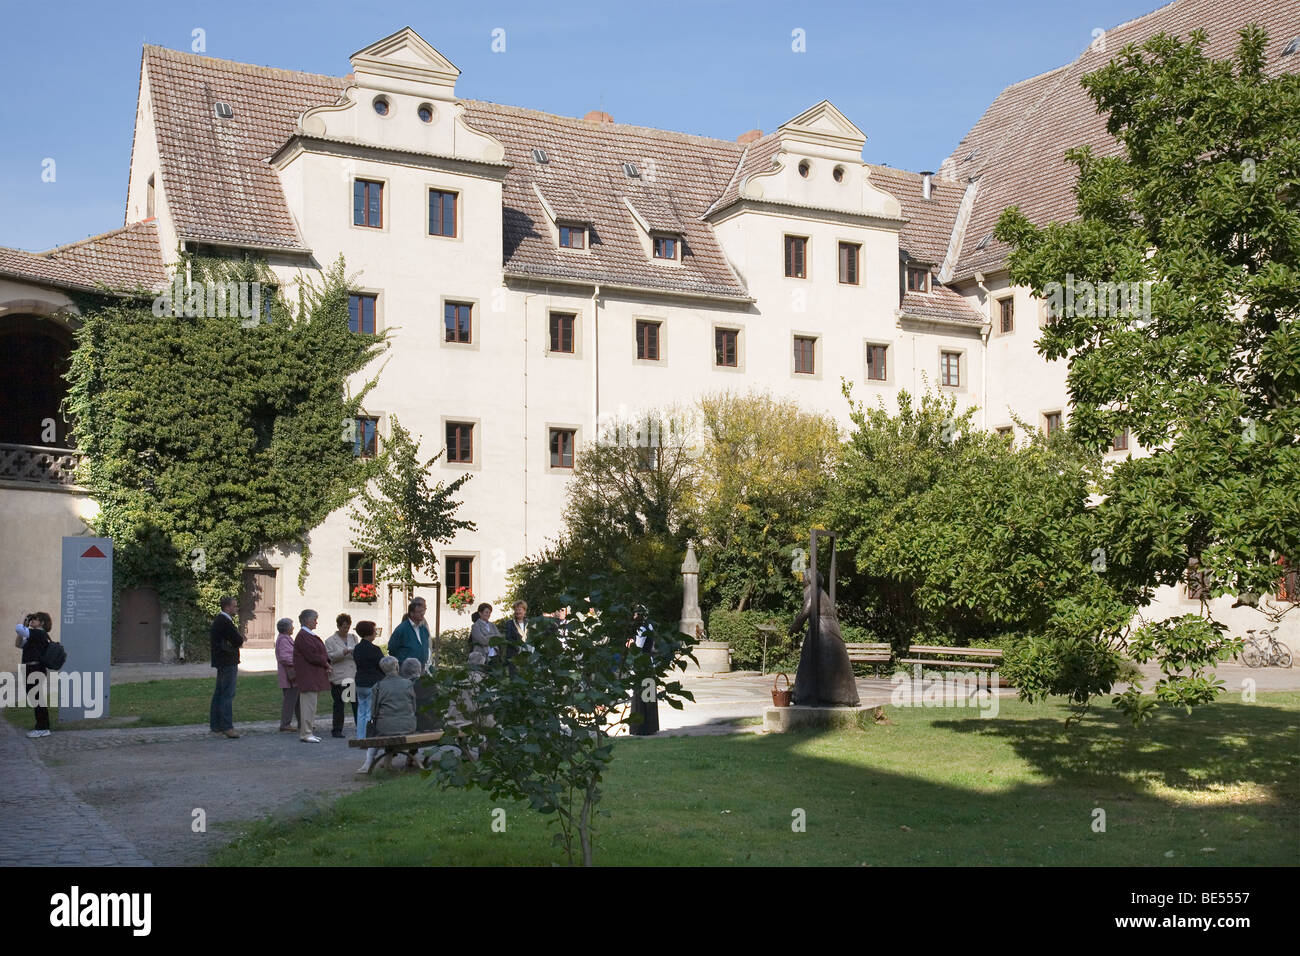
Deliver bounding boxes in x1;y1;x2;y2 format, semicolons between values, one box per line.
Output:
626;605;659;736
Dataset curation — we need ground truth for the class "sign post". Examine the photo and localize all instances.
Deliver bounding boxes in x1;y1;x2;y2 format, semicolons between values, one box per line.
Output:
59;537;113;721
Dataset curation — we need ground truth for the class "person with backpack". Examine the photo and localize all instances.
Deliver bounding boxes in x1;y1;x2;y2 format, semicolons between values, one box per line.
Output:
13;611;60;738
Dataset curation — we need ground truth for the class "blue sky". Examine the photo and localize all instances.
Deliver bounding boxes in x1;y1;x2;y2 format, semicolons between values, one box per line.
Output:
0;0;1163;251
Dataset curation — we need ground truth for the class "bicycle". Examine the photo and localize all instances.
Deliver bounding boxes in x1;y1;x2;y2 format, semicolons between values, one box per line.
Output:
1241;627;1294;668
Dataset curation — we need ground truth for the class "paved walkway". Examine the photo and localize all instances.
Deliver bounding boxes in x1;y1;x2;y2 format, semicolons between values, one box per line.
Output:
0;718;150;866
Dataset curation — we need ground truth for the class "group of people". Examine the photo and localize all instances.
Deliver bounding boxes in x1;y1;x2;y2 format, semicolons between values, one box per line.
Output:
207;592;662;750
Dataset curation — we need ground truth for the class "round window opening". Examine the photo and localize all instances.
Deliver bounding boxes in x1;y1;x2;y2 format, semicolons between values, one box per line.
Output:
373;97;390;117
798;160;811;178
417;104;434;124
833;165;845;182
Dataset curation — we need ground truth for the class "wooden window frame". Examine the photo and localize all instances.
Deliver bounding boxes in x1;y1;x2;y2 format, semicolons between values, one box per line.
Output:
838;242;861;285
998;296;1015;334
906;266;930;293
715;327;740;368
784;235;808;279
652;235;679;260
446;421;475;464
347;552;377;596
1043;411;1063;436
636;320;661;362
353;416;380;458
793;335;817;375
940;351;962;388
428;188;459;238
558;223;586;250
865;343;888;382
353;179;383;228
549;312;576;354
348;293;377;335
549;427;577;469
445;556;473;595
444;301;473;344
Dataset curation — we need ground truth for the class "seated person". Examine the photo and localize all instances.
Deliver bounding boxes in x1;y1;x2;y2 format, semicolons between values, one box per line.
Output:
356;656;417;773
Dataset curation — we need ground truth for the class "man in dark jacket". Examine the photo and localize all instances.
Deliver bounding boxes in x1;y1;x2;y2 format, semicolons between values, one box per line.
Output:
209;596;244;738
15;612;54;738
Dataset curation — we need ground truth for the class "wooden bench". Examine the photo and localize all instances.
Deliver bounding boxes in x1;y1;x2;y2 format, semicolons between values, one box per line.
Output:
898;645;1003;670
348;731;443;773
845;642;892;664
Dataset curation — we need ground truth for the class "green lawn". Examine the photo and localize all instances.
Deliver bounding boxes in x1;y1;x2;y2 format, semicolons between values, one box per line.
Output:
2;673;287;730
211;692;1300;866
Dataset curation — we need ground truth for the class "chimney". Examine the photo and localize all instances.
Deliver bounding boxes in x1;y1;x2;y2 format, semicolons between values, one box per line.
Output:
736;129;763;145
920;171;934;200
583;110;615;124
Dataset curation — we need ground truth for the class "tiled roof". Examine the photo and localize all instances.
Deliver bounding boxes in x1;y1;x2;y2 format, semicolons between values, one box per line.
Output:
461;101;749;299
705;132;782;215
143;45;347;250
943;0;1300;280
44;220;167;291
0;220;165;294
866;165;966;267
898;285;984;327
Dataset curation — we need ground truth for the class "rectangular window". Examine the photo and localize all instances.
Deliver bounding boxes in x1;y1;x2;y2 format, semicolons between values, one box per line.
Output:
715;328;739;368
999;297;1015;334
636;446;658;472
348;293;377;334
353;416;379;458
636;320;661;361
653;235;678;260
907;266;929;293
940;351;961;388
1186;566;1212;601
549;428;576;468
794;335;816;375
1044;412;1063;436
353;179;383;228
1110;429;1129;452
866;344;888;382
445;302;472;344
996;426;1014;439
347;553;377;596
446;421;474;463
429;189;458;237
1276;557;1298;603
784;236;807;278
559;223;585;249
549;312;575;353
838;242;860;284
445;556;473;595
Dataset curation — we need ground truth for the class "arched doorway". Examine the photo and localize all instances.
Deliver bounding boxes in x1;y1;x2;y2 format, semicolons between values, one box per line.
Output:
0;314;75;446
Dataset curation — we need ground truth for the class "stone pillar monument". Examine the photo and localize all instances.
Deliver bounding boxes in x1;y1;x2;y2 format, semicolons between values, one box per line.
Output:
678;542;704;637
679;542;728;673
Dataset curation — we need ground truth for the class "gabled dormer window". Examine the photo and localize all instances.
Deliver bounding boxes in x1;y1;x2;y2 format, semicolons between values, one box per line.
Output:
558;223;586;250
652;234;679;260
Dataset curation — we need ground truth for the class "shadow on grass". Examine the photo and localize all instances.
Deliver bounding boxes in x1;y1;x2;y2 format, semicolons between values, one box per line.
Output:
211;695;1298;866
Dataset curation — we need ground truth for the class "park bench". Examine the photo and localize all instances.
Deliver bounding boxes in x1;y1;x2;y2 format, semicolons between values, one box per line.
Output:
348;731;443;773
845;642;892;665
898;645;1003;671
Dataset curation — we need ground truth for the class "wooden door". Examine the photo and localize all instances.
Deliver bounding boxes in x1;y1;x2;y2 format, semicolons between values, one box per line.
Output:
239;569;277;647
115;587;161;662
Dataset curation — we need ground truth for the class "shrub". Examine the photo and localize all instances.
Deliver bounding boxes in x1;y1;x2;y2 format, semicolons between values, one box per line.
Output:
708;608;797;672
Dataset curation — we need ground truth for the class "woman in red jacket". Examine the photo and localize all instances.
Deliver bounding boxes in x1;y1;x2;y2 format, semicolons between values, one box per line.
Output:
291;610;332;743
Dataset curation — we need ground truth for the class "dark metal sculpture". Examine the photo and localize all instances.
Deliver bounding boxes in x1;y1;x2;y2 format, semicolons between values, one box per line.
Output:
789;531;860;707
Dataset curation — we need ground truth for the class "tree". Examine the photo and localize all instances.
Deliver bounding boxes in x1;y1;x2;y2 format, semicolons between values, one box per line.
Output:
348;417;475;613
994;26;1297;718
693;391;840;614
824;386;1203;719
424;586;693;865
66;254;385;651
507;408;699;626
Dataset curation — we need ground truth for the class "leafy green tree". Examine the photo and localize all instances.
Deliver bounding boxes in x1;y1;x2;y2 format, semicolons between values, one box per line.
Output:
993;26;1296;719
995;25;1299;614
66;255;384;652
348;416;475;609
693;391;840;614
424;586;693;865
507;408;699;625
